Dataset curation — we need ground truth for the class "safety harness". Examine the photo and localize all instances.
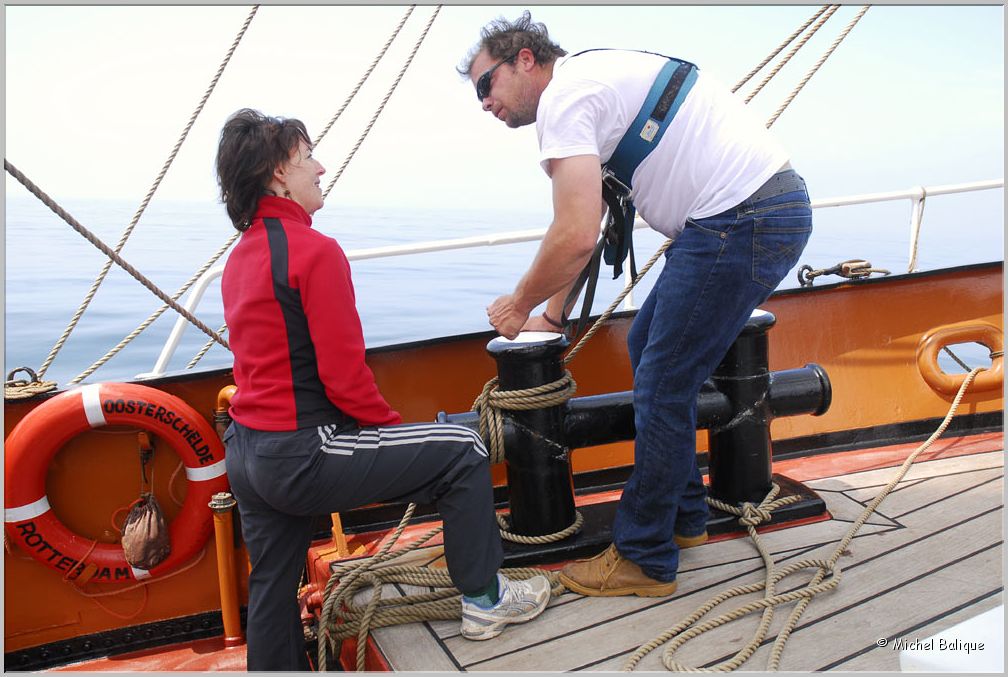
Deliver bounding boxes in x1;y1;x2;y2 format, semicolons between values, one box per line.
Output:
559;51;698;337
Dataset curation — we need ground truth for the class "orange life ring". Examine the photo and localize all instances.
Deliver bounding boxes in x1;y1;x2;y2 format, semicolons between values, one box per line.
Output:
916;321;1003;397
4;382;229;583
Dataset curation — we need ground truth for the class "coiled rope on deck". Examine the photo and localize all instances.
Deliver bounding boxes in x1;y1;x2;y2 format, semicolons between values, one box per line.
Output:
316;502;566;671
621;366;986;672
4;367;58;401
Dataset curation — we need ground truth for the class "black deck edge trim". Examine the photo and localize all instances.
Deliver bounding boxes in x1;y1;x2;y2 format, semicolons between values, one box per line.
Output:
3;607;248;672
331;411;1001;536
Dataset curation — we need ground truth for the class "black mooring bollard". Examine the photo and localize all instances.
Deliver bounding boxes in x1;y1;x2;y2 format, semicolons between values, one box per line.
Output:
485;332;577;536
708;309;831;504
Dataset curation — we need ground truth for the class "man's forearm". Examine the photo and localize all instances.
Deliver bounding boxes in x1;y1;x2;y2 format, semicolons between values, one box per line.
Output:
512;222;597;314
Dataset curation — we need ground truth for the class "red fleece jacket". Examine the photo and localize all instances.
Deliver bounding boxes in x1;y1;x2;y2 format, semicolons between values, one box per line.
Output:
222;196;401;430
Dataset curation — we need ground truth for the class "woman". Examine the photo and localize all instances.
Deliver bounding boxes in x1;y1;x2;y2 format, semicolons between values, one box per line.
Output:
216;108;550;671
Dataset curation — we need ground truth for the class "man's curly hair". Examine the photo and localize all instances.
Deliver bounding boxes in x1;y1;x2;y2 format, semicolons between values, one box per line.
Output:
457;10;567;77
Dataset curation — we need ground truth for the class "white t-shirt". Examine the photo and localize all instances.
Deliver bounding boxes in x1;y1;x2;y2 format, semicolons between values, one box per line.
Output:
536;49;789;239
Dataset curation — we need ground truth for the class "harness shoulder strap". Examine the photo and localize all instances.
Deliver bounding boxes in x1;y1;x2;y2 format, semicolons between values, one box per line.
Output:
558;50;699;336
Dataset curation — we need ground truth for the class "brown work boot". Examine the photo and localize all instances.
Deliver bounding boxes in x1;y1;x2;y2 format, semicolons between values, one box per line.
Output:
558;544;678;597
674;531;708;549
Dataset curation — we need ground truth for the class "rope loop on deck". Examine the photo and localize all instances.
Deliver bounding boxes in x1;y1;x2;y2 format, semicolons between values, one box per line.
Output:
4;367;58;401
623;366;986;672
496;509;584;545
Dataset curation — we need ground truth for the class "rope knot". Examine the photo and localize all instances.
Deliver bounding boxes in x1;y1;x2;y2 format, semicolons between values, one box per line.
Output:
472;370;576;464
739;502;774;526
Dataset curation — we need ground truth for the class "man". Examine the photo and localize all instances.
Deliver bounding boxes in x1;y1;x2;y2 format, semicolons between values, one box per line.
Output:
459;12;812;597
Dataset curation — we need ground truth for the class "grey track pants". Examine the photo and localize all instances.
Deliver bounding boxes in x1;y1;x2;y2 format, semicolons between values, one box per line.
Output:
224;419;504;671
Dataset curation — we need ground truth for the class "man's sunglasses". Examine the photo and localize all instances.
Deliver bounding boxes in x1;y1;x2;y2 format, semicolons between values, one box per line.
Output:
475;52;519;101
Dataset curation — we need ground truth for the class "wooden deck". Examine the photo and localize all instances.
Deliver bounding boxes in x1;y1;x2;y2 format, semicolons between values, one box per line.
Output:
366;439;1004;672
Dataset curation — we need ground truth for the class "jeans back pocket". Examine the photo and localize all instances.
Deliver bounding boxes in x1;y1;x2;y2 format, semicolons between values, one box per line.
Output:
752;210;812;290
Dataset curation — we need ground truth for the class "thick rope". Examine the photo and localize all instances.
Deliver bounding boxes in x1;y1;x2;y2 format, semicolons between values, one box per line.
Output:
69;234;239;385
471;372;577;464
322;5;441;199
766;5;871;127
622;366;986;672
4;367;58;401
33;6;257;381
316;502;566;671
4;161;229;354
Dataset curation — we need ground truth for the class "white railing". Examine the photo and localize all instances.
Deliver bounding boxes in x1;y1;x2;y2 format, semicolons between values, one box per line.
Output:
136;178;1003;380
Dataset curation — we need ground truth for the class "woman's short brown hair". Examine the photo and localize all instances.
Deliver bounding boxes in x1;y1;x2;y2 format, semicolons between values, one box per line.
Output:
216;108;311;231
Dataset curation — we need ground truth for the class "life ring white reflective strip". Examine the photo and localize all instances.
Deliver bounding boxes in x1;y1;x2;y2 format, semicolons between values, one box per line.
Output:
185;459;227;483
4;496;51;523
80;383;106;427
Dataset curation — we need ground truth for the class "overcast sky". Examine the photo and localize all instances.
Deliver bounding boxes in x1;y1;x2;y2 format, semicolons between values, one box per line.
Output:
5;3;1004;213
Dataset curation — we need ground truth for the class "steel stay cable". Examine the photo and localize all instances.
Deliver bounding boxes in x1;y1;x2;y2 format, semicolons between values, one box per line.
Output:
34;5;258;381
621;366;987;672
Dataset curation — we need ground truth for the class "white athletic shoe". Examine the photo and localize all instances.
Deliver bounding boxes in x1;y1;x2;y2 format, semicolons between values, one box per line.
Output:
460;572;551;641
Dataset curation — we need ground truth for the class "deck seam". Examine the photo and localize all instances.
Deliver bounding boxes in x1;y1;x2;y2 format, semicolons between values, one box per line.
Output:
816;586;1005;670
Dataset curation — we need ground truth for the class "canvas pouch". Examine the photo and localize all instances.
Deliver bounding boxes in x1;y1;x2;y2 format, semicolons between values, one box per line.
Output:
121;492;171;570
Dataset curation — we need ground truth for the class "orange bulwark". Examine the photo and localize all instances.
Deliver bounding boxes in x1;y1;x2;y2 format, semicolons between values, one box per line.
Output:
3;262;1003;670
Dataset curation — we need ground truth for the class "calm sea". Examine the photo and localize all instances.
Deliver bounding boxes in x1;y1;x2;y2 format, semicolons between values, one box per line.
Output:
4;190;1004;388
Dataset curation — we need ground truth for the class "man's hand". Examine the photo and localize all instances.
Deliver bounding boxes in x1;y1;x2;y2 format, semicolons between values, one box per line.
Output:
487;294;529;339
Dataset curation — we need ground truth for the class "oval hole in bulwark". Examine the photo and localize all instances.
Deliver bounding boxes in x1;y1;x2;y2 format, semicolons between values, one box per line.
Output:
936;342;993;374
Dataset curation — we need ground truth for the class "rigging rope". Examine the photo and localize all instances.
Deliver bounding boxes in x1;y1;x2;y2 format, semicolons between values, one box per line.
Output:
31;5;257;382
312;6;416;147
765;5;871;127
188;5;439;371
732;5;831;94
622;366;985;672
4;161;230;354
322;5;442;199
69;235;239;385
743;5;841;104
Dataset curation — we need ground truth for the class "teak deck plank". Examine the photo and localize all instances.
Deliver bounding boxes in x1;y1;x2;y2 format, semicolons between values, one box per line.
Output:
367;450;1004;671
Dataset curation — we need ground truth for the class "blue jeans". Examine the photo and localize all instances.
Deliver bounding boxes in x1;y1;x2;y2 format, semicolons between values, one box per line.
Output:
613;181;813;582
